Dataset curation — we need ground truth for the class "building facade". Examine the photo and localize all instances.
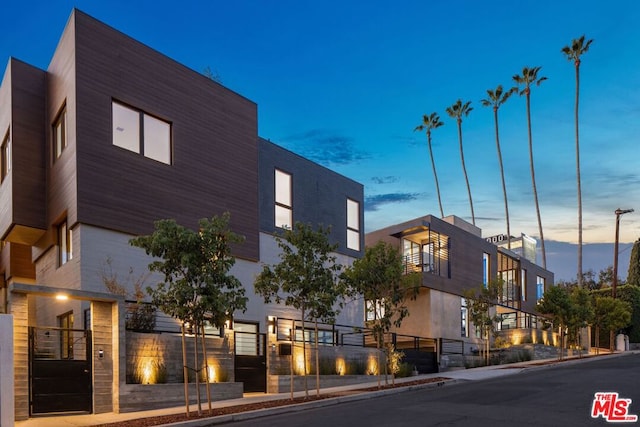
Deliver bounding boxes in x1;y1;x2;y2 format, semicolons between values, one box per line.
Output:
365;215;555;356
0;9;364;420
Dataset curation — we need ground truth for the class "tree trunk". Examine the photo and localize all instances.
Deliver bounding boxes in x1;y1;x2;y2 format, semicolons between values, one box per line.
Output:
181;324;190;418
193;324;202;416
457;119;475;225
301;308;309;399
315;319;320;397
575;64;583;287
526;92;546;268
290;320;295;400
428;132;445;218
494;108;511;250
201;325;212;414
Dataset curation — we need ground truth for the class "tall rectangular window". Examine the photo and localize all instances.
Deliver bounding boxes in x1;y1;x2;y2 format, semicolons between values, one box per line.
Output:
58;311;74;359
58;221;72;266
483;253;490;287
346;198;360;250
461;298;468;337
112;101;171;164
0;131;9;182
275;169;292;229
521;268;527;301
53;107;67;159
536;276;545;302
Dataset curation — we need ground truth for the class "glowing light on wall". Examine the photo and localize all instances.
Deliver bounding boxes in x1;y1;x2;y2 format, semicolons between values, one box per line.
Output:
367;356;379;375
335;357;346;376
142;360;154;384
208;365;216;383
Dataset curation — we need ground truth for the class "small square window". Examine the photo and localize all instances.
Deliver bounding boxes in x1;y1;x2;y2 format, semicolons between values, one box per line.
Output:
53;107;67;160
113;102;140;154
112;101;171;164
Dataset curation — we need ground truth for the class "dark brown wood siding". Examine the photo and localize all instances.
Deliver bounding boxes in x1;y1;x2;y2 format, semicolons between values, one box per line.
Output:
67;11;259;260
0;59;47;243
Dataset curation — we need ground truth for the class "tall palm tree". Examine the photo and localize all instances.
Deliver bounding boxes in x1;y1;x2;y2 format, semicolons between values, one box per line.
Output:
513;66;547;268
414;113;445;218
562;35;593;287
481;85;516;250
446;100;475;225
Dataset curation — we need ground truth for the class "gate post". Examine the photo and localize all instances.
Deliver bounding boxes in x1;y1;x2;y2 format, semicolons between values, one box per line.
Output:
0;314;15;427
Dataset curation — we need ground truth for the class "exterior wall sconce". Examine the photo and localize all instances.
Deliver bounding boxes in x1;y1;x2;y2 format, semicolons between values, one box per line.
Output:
98;349;104;359
267;315;277;334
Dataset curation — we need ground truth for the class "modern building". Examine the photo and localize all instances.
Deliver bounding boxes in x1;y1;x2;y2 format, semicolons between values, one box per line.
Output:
365;215;555;358
0;9;364;420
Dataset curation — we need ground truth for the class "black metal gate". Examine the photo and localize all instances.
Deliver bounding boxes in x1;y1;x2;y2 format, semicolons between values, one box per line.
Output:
234;329;266;393
29;327;92;414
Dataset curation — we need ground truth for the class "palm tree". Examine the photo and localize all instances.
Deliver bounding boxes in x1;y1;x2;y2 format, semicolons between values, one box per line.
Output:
562;35;593;287
445;100;475;225
414;113;445;218
513;67;547;268
481;85;516;250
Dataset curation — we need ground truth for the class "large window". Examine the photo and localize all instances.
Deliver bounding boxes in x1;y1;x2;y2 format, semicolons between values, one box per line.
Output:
275;169;292;229
58;220;72;266
112;101;171;164
521;268;527;301
53;107;67;160
1;131;9;182
536;276;545;302
347;198;360;250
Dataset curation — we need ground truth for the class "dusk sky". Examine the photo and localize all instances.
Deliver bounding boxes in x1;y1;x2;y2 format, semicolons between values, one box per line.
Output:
2;1;639;280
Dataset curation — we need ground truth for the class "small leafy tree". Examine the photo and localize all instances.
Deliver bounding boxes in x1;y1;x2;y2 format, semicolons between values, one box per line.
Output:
537;286;572;360
342;241;420;387
100;257;156;332
592;296;632;352
254;222;345;399
463;279;501;365
567;286;593;356
130;212;247;416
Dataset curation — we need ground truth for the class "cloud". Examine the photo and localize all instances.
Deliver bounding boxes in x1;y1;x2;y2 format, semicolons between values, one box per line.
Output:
365;192;421;212
281;129;369;166
371;176;399;184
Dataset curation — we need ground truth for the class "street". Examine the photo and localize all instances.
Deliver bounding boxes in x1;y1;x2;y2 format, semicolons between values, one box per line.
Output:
223;353;640;427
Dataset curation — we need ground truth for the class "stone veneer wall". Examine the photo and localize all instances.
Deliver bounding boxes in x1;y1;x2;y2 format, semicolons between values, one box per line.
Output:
10;293;28;421
126;331;234;384
92;301;114;413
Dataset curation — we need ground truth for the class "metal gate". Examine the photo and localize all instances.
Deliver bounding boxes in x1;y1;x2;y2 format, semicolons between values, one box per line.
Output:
234;324;266;393
29;327;92;414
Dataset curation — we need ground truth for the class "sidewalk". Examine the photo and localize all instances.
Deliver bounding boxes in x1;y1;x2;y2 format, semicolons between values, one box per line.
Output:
16;352;631;427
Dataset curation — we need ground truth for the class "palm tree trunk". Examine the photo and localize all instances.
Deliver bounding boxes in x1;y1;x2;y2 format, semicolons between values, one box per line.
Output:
575;63;583;287
526;93;546;268
494;108;511;250
428;132;445;218
457;120;475;225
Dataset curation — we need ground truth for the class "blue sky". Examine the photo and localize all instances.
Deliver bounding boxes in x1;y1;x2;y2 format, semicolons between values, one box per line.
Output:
2;1;639;279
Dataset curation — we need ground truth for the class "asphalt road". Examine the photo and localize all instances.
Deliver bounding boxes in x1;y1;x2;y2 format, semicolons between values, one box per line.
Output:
223;353;640;427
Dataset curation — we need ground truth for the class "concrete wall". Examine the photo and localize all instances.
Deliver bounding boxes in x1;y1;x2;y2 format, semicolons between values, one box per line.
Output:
0;314;14;427
92;301;114;413
119;382;243;412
